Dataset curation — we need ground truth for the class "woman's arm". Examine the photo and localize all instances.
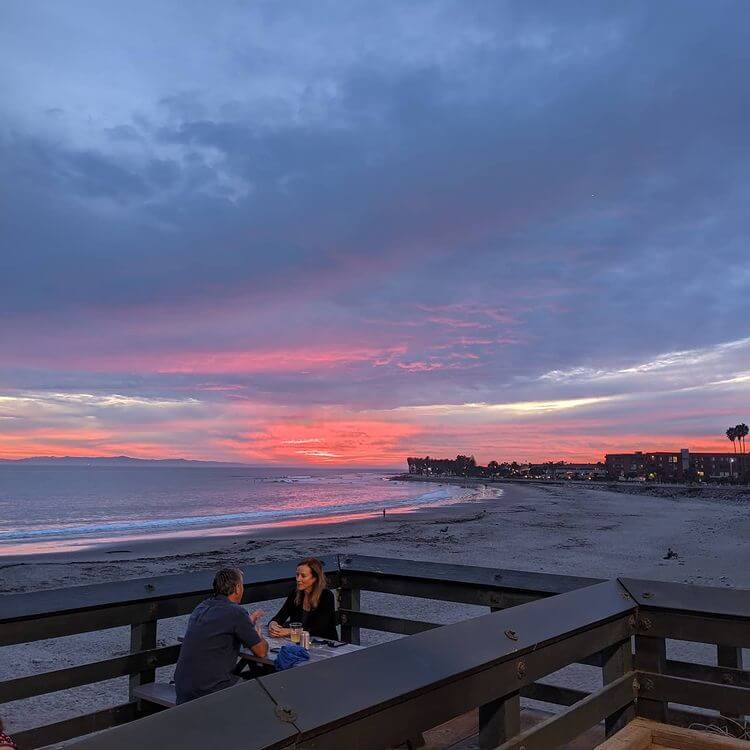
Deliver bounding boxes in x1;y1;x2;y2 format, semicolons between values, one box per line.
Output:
311;589;339;641
268;591;294;637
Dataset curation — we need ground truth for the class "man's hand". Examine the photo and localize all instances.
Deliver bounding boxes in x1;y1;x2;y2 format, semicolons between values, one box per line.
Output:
249;609;264;625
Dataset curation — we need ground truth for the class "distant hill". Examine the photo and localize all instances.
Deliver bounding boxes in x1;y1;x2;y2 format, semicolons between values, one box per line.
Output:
0;455;251;467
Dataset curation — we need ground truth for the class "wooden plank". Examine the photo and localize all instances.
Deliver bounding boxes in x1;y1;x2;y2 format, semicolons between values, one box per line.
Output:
635;635;667;722
0;556;339;646
129;620;157;700
338;610;440;636
337;583;360;645
58;680;298;750
341;555;603;596
0;582;300;647
0;645;180;703
0;596;204;646
592;717;651;750
667;706;749;736
13;702;139;750
603;639;636;735
493;673;635;750
646;717;750;748
635;611;750;648
597;719;748;750
132;682;177;708
479;691;520;749
0;578;302;646
0;557;339;625
520;681;589;706
716;645;745;721
665;659;750;689
619;578;750;621
340;571;539;608
638;672;750;716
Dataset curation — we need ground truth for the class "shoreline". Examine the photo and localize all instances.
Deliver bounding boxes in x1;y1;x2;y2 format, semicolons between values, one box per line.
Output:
0;479;484;563
391;473;750;501
0;491;498;585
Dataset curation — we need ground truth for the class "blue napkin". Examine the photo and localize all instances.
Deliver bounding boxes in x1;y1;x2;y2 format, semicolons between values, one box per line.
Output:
274;644;310;671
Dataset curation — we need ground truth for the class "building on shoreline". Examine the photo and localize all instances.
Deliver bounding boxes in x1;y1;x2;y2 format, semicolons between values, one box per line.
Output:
604;449;742;482
406;455;606;480
527;462;606;480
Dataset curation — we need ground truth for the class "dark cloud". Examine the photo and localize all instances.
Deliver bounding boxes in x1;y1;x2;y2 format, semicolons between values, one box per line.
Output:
0;1;749;449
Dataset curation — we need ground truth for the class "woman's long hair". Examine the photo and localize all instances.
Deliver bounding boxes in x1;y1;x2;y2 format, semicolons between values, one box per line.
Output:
294;557;327;609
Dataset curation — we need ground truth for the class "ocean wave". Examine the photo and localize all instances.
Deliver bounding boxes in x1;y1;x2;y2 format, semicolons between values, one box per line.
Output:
0;482;468;543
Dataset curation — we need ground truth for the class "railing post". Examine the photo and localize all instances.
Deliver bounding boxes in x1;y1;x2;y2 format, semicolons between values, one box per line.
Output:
338;576;361;645
717;645;745;721
479;692;521;750
602;638;635;736
634;634;666;722
129;620;157;700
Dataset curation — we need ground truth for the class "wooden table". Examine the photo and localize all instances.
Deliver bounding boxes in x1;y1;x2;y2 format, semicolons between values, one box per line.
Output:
240;635;363;668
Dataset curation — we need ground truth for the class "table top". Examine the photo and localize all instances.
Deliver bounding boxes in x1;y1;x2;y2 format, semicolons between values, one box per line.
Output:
240;635;363;667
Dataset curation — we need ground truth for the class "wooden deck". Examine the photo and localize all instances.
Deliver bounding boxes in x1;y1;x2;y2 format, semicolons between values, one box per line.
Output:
596;718;748;749
393;713;749;750
392;706;607;749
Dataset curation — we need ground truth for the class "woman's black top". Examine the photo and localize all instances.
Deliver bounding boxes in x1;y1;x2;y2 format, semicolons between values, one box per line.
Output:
271;588;338;640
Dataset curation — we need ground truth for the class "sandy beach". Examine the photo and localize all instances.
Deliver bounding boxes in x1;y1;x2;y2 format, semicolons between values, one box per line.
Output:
2;480;749;735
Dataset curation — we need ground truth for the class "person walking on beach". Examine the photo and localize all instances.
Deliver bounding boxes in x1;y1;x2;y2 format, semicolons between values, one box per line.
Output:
174;567;268;703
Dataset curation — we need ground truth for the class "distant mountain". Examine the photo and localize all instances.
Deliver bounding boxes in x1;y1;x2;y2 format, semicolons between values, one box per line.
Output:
0;455;252;467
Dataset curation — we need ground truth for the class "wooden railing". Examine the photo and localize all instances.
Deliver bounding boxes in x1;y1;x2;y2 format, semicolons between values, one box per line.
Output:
0;556;341;748
1;555;748;749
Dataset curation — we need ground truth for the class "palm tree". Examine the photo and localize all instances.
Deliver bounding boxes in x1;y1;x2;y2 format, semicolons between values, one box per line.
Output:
727;427;738;453
736;423;749;454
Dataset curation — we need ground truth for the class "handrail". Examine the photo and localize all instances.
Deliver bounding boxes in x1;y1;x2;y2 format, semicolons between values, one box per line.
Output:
342;554;603;596
620;577;750;619
0;556;341;645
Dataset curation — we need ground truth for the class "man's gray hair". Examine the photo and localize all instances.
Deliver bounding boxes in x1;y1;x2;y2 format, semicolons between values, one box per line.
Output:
212;567;244;597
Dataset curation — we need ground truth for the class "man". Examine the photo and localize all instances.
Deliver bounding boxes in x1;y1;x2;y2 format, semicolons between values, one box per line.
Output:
174;567;268;703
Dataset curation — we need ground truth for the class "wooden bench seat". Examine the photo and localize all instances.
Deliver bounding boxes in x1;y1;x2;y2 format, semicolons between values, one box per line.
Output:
132;682;177;708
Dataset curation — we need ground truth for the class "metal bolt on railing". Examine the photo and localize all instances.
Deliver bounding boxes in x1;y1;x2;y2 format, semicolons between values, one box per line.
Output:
275;705;297;723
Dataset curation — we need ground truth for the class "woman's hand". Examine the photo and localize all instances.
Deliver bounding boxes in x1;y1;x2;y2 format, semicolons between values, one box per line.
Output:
268;620;289;638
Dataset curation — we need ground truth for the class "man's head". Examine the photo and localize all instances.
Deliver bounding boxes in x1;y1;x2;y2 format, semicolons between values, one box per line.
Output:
212;567;244;603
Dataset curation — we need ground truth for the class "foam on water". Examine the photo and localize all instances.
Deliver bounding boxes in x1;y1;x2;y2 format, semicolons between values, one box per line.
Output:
0;466;482;552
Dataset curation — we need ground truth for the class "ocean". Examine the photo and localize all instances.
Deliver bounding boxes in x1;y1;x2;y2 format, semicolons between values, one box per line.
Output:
0;465;464;556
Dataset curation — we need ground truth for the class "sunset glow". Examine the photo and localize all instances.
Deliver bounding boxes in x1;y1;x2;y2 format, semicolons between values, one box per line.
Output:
1;4;749;466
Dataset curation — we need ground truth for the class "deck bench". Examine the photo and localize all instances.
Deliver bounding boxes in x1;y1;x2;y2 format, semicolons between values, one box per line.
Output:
132;682;177;709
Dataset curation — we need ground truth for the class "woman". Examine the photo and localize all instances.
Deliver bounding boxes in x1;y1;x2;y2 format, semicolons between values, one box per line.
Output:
268;558;338;641
0;717;16;750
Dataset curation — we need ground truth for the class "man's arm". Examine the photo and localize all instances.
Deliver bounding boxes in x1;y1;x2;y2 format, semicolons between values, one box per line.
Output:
249;632;268;658
235;610;268;657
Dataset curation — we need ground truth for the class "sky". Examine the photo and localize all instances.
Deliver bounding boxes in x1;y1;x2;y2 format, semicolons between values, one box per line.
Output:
1;1;749;466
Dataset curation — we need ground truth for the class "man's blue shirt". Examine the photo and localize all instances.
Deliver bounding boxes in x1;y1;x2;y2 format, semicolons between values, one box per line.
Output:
174;595;261;703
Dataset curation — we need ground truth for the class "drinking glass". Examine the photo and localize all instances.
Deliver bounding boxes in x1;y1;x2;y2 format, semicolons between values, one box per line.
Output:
290;622;302;644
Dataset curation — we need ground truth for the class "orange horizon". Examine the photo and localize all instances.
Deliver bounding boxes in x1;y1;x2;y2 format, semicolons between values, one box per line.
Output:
0;435;740;467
